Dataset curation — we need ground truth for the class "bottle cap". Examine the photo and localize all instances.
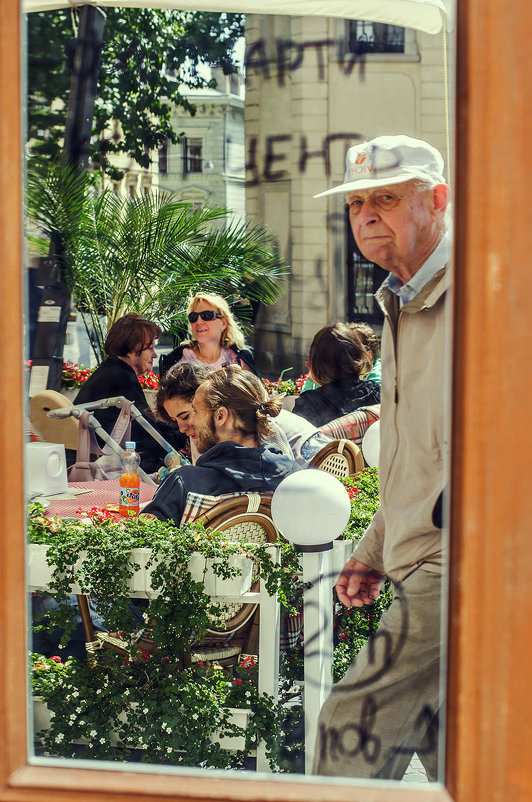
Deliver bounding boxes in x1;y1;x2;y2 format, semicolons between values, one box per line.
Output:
125;441;136;450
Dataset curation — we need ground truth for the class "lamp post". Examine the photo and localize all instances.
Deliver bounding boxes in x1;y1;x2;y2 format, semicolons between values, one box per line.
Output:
271;470;351;773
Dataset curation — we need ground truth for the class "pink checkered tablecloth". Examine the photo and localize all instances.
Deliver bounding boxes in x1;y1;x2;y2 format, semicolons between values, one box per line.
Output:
44;479;156;519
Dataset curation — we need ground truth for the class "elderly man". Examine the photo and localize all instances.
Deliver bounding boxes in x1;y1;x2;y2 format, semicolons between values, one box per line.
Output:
313;135;451;781
142;367;299;525
74;313;184;473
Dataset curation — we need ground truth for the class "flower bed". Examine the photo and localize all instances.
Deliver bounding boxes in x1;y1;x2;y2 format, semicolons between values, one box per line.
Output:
62;361;159;391
28;507;292;769
30;653;268;764
263;369;307;397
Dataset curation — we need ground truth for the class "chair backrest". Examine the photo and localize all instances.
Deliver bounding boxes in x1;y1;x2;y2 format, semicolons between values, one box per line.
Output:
319;404;381;449
195;492;277;640
29;390;80;451
308;438;364;477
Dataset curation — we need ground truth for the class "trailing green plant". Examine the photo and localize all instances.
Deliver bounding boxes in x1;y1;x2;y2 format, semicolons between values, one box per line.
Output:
28;506;293;652
31;650;285;768
28;507;296;768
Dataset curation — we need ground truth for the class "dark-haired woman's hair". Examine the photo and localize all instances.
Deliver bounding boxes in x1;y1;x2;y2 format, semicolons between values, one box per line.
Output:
104;313;161;358
155;361;212;424
201;365;281;441
308;322;372;386
351;321;381;360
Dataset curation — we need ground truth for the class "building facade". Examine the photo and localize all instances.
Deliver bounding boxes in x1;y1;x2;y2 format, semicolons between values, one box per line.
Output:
244;14;451;375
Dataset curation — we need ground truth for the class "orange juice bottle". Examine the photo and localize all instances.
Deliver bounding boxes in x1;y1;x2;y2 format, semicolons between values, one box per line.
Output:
119;441;140;517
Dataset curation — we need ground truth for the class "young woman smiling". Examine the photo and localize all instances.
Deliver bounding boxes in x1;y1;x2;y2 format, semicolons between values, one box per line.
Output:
158;292;261;377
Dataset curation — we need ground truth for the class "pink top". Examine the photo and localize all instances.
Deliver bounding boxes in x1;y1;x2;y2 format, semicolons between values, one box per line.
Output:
180;347;239;371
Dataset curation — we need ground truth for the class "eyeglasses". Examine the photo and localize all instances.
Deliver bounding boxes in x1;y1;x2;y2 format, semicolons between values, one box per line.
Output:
188;310;224;323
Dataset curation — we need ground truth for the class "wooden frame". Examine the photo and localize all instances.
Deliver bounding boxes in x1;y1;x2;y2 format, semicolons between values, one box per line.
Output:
2;0;531;800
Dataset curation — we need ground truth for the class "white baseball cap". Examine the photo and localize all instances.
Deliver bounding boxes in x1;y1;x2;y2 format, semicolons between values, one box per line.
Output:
314;135;446;198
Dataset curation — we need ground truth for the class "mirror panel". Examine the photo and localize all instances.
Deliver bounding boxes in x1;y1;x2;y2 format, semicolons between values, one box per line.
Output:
24;2;454;790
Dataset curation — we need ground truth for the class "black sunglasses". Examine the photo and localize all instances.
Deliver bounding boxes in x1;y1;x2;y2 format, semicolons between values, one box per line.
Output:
188;310;224;323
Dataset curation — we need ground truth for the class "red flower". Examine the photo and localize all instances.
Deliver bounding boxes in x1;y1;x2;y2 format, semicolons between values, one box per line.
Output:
339;632;346;639
233;678;243;686
49;656;62;663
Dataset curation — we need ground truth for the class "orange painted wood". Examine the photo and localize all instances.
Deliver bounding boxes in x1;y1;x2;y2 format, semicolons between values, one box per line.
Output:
447;1;532;801
1;0;531;800
0;0;30;791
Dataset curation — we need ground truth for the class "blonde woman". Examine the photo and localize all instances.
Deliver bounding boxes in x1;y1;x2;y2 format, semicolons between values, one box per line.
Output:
159;292;261;377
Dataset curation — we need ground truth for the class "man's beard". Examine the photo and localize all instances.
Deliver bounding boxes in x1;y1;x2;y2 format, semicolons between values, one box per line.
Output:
195;411;219;454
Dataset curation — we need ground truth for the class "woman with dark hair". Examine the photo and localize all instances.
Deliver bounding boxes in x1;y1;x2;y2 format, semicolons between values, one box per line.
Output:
155;361;213;464
74;313;185;473
292;322;381;427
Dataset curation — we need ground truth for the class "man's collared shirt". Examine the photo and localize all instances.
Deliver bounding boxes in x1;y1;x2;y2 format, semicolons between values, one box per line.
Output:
385;227;451;306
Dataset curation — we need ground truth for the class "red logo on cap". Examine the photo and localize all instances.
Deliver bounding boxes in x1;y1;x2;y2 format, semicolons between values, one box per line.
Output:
354;153;367;165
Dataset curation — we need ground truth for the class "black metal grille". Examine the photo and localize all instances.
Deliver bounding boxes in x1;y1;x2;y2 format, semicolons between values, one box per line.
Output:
348;20;405;55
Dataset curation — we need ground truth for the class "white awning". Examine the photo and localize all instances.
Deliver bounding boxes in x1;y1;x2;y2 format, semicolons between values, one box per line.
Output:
22;0;448;35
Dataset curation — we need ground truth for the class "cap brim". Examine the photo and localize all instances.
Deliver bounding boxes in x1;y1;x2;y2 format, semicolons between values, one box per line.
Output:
313;171;419;199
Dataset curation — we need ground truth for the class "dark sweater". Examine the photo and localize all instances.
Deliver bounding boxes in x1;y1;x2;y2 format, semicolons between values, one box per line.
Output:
292;375;381;428
74;356;185;473
143;441;299;526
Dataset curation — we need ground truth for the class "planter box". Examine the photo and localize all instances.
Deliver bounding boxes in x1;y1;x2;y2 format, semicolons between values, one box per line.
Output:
28;544;253;599
33;696;250;752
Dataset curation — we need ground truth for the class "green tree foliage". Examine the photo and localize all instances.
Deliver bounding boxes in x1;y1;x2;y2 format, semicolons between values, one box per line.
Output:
27;161;288;362
27;8;244;176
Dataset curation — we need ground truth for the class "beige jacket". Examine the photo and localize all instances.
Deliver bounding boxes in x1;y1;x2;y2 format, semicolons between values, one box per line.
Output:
353;265;450;584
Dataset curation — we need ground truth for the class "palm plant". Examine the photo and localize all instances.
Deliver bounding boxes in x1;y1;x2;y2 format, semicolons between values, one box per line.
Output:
27;161;289;362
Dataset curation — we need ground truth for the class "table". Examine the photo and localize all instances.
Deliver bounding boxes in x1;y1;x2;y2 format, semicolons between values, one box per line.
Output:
41;479;156;519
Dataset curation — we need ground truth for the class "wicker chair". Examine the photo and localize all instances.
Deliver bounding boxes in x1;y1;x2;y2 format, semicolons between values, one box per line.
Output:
308;438;364;477
192;492;278;663
319;404;380;450
29;390;80;451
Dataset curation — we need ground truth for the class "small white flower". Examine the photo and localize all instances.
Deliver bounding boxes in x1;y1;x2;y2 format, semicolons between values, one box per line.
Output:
192;713;198;721
143;707;148;714
166;747;173;754
55;733;64;743
96;689;102;695
79;720;85;726
71;691;79;698
76;707;82;713
89;729;97;737
100;737;106;744
124;689;130;697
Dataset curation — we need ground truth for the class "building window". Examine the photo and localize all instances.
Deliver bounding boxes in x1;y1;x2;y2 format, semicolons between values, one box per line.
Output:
348;20;405;54
158;139;168;175
182;137;203;175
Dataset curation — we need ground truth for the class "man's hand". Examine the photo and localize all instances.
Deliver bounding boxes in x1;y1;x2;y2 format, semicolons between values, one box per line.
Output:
336;557;384;607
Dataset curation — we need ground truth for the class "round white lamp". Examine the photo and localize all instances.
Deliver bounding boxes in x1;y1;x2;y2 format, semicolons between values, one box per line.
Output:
271;469;351;551
362;419;380;468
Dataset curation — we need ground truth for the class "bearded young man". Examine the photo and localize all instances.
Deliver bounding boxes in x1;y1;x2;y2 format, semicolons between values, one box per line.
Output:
313;135;451;782
142;367;299;525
